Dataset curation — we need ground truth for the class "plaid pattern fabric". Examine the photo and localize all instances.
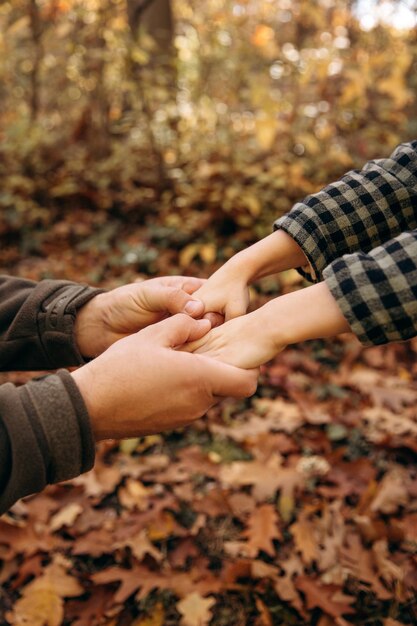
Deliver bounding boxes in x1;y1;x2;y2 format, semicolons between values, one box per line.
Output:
274;141;417;282
323;231;417;345
274;141;417;345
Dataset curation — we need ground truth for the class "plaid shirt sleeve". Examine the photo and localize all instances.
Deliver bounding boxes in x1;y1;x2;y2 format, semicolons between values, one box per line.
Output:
323;231;417;345
274;141;417;282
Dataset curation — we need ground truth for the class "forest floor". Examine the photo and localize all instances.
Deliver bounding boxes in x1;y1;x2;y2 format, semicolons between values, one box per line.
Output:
0;213;416;626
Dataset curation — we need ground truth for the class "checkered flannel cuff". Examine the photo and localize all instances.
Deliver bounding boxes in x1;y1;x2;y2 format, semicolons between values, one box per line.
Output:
323;231;417;346
275;141;417;282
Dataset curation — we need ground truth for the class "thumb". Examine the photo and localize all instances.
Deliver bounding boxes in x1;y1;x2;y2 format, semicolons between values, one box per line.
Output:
199;357;259;398
161;287;205;319
154;314;211;348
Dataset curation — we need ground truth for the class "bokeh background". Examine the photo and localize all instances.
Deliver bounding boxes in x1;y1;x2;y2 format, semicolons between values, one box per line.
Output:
1;0;417;282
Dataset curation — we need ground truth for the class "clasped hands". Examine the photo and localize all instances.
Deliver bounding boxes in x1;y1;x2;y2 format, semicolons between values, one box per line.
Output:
72;230;350;442
71;275;260;441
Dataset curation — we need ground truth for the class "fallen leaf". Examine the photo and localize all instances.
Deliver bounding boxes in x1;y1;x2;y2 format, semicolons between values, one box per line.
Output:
118;478;151;511
290;513;319;565
177;592;215;626
296;576;355;622
242;504;282;557
116;529;163;563
339;533;391;600
66;586;115;626
372;540;404;587
370;469;409;514
6;556;83;626
220;456;304;502
50;503;83;532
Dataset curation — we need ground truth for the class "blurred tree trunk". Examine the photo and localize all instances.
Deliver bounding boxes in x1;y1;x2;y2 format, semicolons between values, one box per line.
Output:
125;0;177;192
29;0;43;120
127;0;174;56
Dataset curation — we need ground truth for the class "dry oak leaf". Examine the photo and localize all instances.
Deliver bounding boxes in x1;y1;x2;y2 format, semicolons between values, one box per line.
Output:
225;504;281;558
118;478;151;511
290;514;319;566
220;455;304;502
177;592;215;626
317;457;377;500
362;407;417;443
9;554;44;594
339;533;391;600
71;461;121;498
115;528;163;563
243;504;282;557
169;537;201;569
92;565;145;604
372;539;404;587
314;501;346;576
295;576;355;624
6;555;83;626
65;586;115;626
49;503;83;532
0;517;66;561
274;555;305;614
72;528;115;557
253;397;305;433
92;564;221;605
370;469;409;515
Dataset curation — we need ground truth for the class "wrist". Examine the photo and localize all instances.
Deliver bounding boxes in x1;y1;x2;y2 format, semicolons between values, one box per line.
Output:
71;366;104;440
74;293;109;359
238;230;308;283
220;252;254;283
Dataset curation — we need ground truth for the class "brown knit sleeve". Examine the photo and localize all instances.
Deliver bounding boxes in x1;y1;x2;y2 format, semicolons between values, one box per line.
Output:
0;276;104;371
0;370;95;515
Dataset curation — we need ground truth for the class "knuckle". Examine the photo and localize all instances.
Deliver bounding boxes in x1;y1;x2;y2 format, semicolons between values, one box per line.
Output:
166;287;184;307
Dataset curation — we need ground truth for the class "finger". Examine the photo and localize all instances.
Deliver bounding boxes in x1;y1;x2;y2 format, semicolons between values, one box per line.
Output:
225;299;247;322
145;285;205;319
181;278;206;295
157;275;206;295
203;312;224;328
180;334;207;354
155;314;211;347
198;357;259;398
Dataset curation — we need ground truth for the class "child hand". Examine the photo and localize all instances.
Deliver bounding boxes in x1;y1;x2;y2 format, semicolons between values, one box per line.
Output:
192;259;251;322
182;309;285;370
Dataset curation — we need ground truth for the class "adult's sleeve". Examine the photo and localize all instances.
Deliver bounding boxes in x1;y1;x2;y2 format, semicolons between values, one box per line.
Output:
0;370;95;515
0;276;103;371
274;141;417;282
323;231;417;346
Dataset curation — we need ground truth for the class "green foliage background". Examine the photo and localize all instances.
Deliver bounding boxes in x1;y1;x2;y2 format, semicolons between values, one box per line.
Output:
0;0;416;277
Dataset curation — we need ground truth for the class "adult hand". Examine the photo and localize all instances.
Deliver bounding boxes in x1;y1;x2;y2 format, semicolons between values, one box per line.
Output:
72;314;259;440
74;276;206;358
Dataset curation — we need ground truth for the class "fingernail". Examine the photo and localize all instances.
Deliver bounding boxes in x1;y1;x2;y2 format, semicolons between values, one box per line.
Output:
184;300;202;314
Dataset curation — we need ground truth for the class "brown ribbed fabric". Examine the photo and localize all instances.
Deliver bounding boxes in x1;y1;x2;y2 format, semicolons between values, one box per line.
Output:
0;277;102;514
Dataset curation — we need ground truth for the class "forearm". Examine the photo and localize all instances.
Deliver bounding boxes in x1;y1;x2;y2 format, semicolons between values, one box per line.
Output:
258;281;351;350
230;230;308;283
